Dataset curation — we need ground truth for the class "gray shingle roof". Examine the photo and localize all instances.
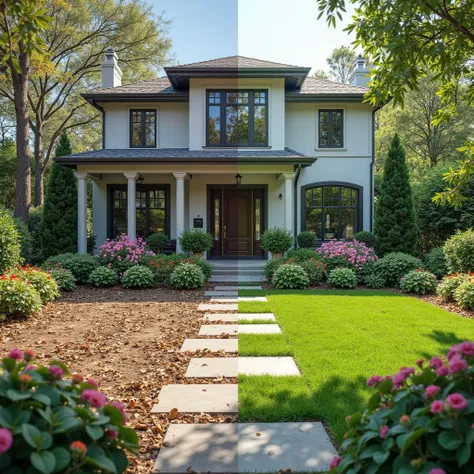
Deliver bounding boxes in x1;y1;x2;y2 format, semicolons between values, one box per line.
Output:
296;77;368;95
175;55;304;69
84;77;183;96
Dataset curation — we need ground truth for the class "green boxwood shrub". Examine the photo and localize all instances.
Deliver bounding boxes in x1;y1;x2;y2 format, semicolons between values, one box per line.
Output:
328;267;358;289
88;267;119;287
121;265;154;289
437;273;469;302
49;268;76;292
264;258;285;281
0;276;42;318
444;229;474;273
355;230;377;250
300;259;325;285
400;269;437;295
423;247;447;279
454;278;474;310
296;231;315;248
272;264;309;289
146;232;169;253
0;209;21;273
363;272;386;289
179;230;213;255
0;349;138;472
286;248;320;263
45;253;99;284
371;252;423;287
261;228;293;256
189;257;213;282
330;343;474;474
170;262;205;289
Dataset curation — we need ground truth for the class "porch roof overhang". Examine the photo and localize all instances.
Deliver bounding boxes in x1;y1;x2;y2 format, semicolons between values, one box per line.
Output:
54;148;317;169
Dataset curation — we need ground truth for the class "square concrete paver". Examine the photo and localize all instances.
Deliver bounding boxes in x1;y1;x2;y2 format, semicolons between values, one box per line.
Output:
185;357;238;378
214;285;263;291
198;303;238;312
238;357;300;376
180;339;238;353
199;325;238;336
238;313;276;322
238;324;281;334
238;422;337;472
209;296;268;303
153;424;237;473
238;296;268;302
202;313;238;322
151;384;237;414
204;290;238;297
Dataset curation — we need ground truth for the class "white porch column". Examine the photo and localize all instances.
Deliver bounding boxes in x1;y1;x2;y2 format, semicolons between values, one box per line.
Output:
173;172;186;252
280;173;295;234
74;172;88;254
124;172;138;240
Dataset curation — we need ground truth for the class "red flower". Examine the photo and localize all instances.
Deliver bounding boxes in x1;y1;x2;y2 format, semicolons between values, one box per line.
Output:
19;374;32;383
23;349;35;361
70;440;87;454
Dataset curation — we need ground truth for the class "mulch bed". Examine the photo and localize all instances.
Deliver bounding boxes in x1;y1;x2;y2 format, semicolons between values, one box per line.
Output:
0;286;237;473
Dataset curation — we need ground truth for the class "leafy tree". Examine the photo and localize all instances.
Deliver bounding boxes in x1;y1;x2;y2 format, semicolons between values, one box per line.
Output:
0;139;16;210
40;133;77;258
326;45;356;83
0;0;51;222
312;69;329;79
0;0;172;206
316;0;474;206
374;135;417;255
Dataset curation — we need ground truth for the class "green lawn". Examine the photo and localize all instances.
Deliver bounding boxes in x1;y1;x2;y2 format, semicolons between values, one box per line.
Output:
238;290;474;444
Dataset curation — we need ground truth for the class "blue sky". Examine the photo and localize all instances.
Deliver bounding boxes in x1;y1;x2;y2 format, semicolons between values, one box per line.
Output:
153;0;356;75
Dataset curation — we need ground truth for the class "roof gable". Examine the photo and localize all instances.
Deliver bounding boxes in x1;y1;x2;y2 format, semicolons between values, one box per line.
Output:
174;55;304;69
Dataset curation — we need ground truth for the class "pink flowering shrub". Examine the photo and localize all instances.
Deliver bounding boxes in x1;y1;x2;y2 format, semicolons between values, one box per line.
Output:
330;342;474;474
0;348;138;473
316;240;377;278
97;234;154;274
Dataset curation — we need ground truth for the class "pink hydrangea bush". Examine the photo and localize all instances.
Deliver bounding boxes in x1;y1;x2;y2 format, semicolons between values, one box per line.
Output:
316;240;377;277
0;348;138;473
330;342;474;474
97;234;154;274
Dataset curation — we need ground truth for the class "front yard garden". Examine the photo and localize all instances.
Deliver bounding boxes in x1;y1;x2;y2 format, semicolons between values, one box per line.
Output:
238;290;474;445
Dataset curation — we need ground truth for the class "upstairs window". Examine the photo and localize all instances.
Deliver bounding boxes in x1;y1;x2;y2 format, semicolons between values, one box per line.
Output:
207;90;268;147
318;109;343;148
130;110;156;148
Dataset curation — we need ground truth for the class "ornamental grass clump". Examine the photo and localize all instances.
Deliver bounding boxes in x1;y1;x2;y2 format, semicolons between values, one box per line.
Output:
0;276;42;319
0;348;138;473
328;267;358;289
170;262;205;289
272;264;309;289
98;234;154;274
88;267;119;287
121;265;154;289
330;342;474;474
454;278;474;310
437;274;469;302
400;269;437;295
48;268;76;292
316;240;377;276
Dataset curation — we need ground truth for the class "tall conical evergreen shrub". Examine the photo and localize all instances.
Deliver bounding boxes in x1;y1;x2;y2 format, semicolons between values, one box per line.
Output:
40;133;77;258
374;134;418;255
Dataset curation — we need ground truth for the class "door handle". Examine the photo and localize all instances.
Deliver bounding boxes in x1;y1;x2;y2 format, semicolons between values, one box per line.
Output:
224;225;227;238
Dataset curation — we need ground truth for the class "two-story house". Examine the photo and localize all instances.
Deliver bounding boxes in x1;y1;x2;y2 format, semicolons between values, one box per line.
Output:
57;52;375;258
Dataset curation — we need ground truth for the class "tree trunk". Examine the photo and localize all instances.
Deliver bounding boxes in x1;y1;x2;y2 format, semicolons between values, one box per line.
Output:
33;123;43;207
12;61;31;223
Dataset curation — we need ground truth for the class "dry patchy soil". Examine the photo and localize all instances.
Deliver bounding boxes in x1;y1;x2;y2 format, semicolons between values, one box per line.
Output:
0;286;237;473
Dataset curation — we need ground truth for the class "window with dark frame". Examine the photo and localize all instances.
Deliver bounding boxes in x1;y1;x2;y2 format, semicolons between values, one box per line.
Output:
207;90;268;147
318;109;343;148
304;184;359;241
130;110;156;148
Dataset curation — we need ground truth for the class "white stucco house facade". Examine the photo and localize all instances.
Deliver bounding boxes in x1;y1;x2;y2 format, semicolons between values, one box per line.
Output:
57;52;375;259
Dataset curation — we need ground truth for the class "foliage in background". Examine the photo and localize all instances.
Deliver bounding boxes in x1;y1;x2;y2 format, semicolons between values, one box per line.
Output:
326;45;356;83
354;231;377;250
371;252;423;287
272;264;310;290
444;230;474;273
400;269;437;295
363;272;386;289
43;253;99;284
300;259;325;285
146;232;169;254
454;279;474;310
178;229;213;255
261;228;293;256
328;267;358;289
121;265;154;289
0;208;21;273
437;274;470;302
0;139;16;210
296;231;315;248
170;262;204;290
423;247;447;279
9;266;59;303
0;275;42;318
88;267;119;287
13;216;33;264
48;268;76;292
28;207;44;264
374;135;417;255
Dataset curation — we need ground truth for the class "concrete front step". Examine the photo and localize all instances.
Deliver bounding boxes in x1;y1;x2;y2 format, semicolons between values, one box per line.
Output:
198;303;238;312
185;357;238;378
152;424;238;473
180;339;238;353
209;296;267;303
212;269;265;275
204;290;238;297
209;276;266;283
202;313;276;322
151;384;238;414
214;285;263;290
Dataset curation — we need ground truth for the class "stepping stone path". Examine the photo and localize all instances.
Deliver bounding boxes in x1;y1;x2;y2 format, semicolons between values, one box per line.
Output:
152;282;336;473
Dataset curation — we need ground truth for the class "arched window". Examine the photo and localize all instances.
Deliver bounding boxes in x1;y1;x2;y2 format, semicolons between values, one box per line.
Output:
303;183;361;241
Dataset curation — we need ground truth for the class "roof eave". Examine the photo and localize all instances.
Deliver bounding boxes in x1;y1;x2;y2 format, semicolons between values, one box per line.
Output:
81;93;189;103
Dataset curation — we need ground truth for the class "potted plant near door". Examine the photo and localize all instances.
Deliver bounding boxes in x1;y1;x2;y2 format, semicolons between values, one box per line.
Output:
260;227;293;260
179;229;213;259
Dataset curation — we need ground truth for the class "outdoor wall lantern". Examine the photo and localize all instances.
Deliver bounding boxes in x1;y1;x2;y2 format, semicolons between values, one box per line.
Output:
279;193;283;200
235;173;242;185
137;174;144;186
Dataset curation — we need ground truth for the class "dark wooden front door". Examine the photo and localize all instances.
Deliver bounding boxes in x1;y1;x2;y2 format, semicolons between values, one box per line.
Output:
210;187;265;258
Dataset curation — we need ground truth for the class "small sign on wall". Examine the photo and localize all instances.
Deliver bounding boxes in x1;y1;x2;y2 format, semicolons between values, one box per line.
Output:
193;218;203;229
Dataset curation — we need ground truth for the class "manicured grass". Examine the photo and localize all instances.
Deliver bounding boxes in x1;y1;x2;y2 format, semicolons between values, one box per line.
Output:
239;334;292;356
238;290;474;444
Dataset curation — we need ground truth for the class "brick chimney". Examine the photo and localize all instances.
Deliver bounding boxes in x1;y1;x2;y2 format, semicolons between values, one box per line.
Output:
101;47;122;88
349;55;370;88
